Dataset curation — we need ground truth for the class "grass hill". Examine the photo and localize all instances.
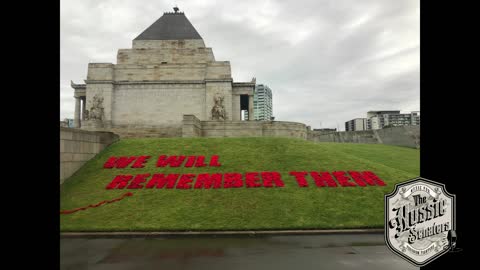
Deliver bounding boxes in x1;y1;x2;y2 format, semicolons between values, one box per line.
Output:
60;137;419;231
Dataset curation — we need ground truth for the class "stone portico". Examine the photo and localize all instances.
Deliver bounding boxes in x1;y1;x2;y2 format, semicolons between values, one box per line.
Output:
71;9;256;137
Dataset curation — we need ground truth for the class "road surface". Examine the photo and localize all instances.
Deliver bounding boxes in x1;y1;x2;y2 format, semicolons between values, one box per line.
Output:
60;234;418;270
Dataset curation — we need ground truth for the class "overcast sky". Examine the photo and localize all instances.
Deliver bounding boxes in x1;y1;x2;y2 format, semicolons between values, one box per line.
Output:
60;0;419;130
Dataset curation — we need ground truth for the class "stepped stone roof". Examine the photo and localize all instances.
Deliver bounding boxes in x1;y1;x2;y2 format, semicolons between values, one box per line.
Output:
134;11;203;40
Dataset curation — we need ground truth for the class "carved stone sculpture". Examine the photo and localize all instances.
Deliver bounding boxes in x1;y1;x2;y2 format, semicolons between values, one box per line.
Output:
85;94;104;121
211;93;226;120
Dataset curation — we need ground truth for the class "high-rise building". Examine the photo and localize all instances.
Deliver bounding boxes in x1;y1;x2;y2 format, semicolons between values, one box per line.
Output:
243;110;249;121
345;118;369;131
60;118;74;128
367;111;420;129
253;84;273;121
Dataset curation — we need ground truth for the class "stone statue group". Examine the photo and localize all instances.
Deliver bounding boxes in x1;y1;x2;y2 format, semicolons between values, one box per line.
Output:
84;94;104;121
211;94;226;121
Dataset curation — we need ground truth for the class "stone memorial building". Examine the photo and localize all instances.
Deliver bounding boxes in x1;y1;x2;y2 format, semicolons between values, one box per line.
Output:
71;8;256;137
64;8;418;152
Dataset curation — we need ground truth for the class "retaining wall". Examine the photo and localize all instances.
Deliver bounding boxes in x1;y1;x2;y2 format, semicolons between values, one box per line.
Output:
60;127;119;184
182;115;307;139
307;125;420;148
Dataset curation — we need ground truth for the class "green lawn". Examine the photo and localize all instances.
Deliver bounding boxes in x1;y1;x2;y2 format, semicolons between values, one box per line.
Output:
60;137;419;231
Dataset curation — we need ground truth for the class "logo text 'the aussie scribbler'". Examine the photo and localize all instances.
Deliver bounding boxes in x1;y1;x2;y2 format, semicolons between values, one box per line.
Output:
388;196;449;244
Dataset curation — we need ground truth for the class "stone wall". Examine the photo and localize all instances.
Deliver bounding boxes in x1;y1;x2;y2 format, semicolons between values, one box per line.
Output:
307;125;420;148
117;48;215;65
114;64;209;81
374;125;420;148
112;83;206;125
99;114;418;148
182;115;307;139
182;115;202;137
78;113;419;149
132;39;207;50
97;125;183;138
308;130;378;144
60;127;119;184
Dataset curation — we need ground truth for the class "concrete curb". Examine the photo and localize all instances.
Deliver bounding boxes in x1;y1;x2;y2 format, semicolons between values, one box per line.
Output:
61;229;384;238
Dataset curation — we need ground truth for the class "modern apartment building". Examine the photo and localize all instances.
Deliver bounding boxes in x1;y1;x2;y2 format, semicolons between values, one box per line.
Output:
253;84;273;121
368;111;420;129
345;118;369;131
345;111;420;131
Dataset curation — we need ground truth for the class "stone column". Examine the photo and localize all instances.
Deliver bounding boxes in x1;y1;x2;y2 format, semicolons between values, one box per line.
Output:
74;97;81;128
232;95;241;121
248;95;254;120
81;98;86;120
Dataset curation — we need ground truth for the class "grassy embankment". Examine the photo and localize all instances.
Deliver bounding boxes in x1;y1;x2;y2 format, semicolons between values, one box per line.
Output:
60;137;419;231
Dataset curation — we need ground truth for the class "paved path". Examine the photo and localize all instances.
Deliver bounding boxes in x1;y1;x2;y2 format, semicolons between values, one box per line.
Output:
60;234;418;270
